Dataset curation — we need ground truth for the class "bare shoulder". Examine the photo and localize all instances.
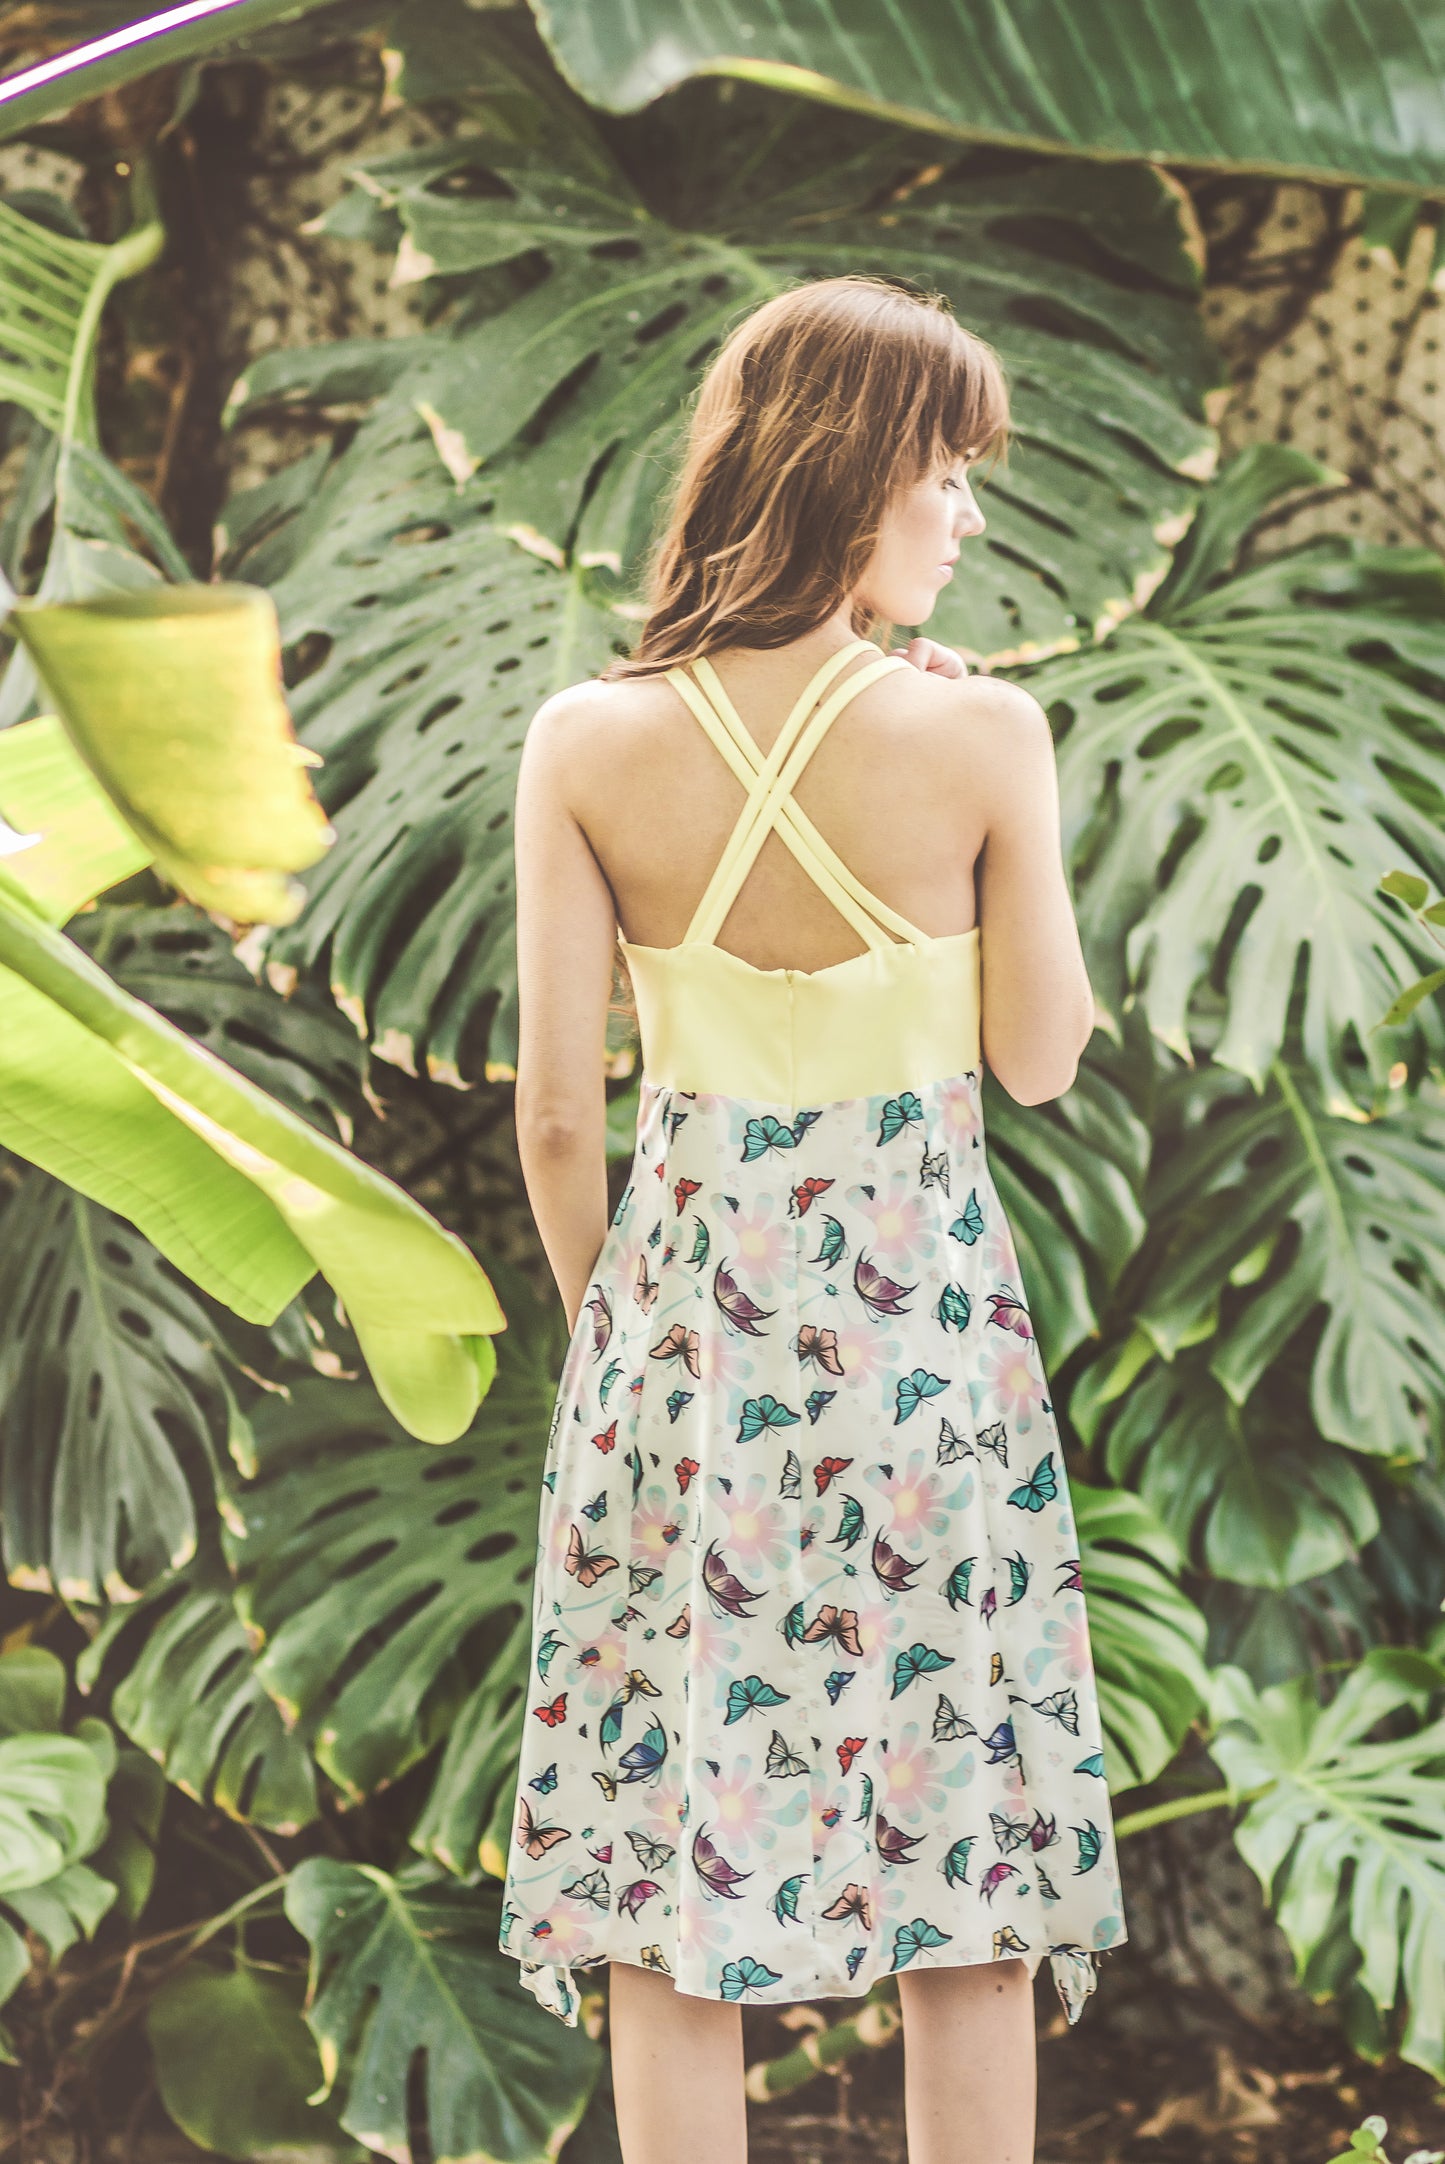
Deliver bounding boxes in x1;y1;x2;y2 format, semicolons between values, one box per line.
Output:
520;671;669;782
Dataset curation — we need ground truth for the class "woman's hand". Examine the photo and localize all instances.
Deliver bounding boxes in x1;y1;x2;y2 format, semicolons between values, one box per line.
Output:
894;636;969;678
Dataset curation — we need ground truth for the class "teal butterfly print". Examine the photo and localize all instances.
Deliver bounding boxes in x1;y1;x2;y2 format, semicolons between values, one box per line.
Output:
720;1956;783;2000
666;1389;694;1422
738;1394;801;1442
772;1875;804;1925
832;1495;867;1549
805;1388;836;1423
934;1284;972;1333
949;1189;985;1244
688;1218;710;1267
741;1111;820;1161
813;1214;848;1267
877;1092;924;1143
581;1491;608;1522
895;1368;948;1423
891;1641;956;1698
724;1675;790;1725
1008;1452;1059;1512
529;1762;559;1793
1074;1821;1103;1872
890;1918;952;1971
942;1559;976;1611
940;1836;975;1888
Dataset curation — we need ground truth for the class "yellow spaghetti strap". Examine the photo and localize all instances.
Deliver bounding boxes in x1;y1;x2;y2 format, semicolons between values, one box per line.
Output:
685;653;910;950
691;654;930;946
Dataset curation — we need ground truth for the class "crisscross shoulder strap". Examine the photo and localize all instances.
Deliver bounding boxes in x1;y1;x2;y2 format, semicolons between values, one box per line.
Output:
665;640;925;952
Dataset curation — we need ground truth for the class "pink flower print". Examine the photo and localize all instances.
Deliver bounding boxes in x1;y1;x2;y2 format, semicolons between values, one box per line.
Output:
866;1449;949;1542
574;1623;629;1708
939;1075;982;1152
526;1899;595;1961
848;1597;897;1664
640;1763;688;1841
877;1723;945;1824
981;1221;1019;1283
694;1329;755;1395
977;1337;1046;1423
828;1317;902;1392
674;1897;733;1963
1036;1601;1092;1685
717;1193;790;1295
633;1492;686;1570
688;1609;741;1680
695;1755;772;1855
715;1472;792;1573
847;1170;933;1267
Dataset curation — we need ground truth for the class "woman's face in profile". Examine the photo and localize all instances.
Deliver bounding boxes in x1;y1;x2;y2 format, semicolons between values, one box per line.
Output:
856;454;986;627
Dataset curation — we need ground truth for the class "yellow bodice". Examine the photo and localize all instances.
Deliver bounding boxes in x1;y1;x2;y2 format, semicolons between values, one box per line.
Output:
618;640;982;1112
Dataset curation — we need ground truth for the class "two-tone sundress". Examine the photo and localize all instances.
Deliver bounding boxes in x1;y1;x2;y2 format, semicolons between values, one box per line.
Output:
498;637;1129;2026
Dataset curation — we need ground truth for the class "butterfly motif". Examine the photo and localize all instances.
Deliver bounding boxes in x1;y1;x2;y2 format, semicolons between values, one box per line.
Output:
1005;1551;1032;1603
619;1717;668;1783
877;1092;923;1144
871;1529;922;1594
702;1540;762;1620
932;1692;976;1742
592;1420;618;1454
845;1945;867;1980
890;1918;952;1971
812;1215;848;1268
890;1641;955;1699
772;1874;804;1925
980;1860;1022;1904
598;1357;623;1406
837;1736;866;1775
741;1111;820;1161
831;1495;866;1549
535;1628;564;1680
1028;1810;1060;1851
688;1218;710;1267
940;1835;975;1888
667;1390;695;1423
674;1176;701;1215
663;1102;689;1141
990;1811;1033;1855
562;1868;610;1908
937;1418;974;1465
674;1456;700;1493
1032;1688;1080;1734
804;1388;836;1423
918;1145;951;1192
789;1175;834;1216
779;1449;802;1499
516;1795;570;1858
725;1674;790;1725
628;1561;663;1595
617;1878;661;1919
534;1693;568;1727
824;1670;855;1705
649;1322;701;1375
713;1261;775;1336
592;1769;618;1801
800;1603;864;1657
1008;1453;1058;1513
986;1286;1032;1339
942;1559;976;1611
584;1285;614;1358
874;1813;923;1865
627;1829;675;1872
619;1668;661;1702
853;1251;915;1318
796;1322;845;1375
814;1456;853;1495
821;1883;874;1928
737;1392;801;1442
566;1524;619;1588
633;1252;660;1312
976;1420;1009;1462
720;1955;784;2001
934;1283;972;1333
691;1823;751;1898
581;1491;608;1523
665;1603;691;1637
765;1730;809;1778
949;1190;985;1246
894;1367;948;1423
528;1762;558;1793
610;1184;634;1229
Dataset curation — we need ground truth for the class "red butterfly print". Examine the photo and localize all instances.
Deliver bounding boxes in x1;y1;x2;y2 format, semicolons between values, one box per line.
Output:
674;1177;701;1214
675;1457;700;1493
702;1540;762;1619
821;1882;873;1928
837;1736;866;1775
986;1287;1032;1339
789;1176;834;1217
796;1322;845;1375
649;1323;701;1376
814;1457;853;1495
593;1421;618;1453
800;1604;864;1656
566;1524;619;1588
533;1694;568;1728
853;1251;915;1318
871;1528;922;1594
654;1160;667;1181
516;1794;570;1856
635;1251;660;1311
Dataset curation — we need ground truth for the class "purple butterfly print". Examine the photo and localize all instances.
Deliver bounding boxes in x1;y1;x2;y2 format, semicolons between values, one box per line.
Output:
870;1529;923;1595
980;1859;1023;1904
1029;1812;1059;1851
853;1251;915;1318
702;1540;763;1621
875;1813;924;1866
980;1585;997;1626
584;1284;614;1359
713;1260;776;1336
692;1823;752;1900
985;1286;1032;1339
1057;1557;1084;1592
618;1879;661;1919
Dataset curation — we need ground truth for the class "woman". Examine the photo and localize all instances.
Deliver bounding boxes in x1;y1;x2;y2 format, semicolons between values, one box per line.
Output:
502;273;1128;2164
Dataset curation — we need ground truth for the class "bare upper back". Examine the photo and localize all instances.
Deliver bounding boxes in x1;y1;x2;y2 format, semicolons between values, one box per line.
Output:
545;651;1031;974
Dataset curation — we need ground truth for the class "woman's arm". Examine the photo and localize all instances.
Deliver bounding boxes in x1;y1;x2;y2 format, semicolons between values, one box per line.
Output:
513;691;620;1332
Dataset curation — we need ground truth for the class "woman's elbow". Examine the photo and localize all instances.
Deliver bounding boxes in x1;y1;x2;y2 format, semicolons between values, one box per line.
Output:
990;1053;1080;1107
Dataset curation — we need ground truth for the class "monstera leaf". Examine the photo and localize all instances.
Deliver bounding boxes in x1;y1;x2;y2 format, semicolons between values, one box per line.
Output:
527;0;1445;193
0;193;160;443
1207;1649;1445;2079
223;1263;561;1854
1098;1351;1380;1590
1037;533;1445;1108
78;1554;319;1835
1130;1065;1445;1465
285;1861;601;2162
1069;1480;1211;1792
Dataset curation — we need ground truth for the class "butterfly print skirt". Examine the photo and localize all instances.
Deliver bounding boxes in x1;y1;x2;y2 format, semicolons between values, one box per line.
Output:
499;1067;1129;2024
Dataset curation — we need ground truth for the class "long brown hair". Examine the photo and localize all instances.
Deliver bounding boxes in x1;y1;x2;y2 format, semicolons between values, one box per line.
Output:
601;274;1010;681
